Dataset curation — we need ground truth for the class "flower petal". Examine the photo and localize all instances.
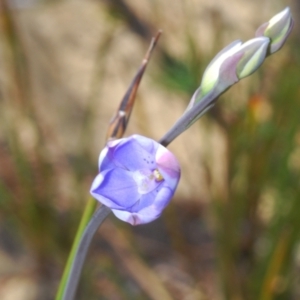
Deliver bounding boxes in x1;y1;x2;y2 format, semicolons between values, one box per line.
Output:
111;135;157;171
98;144;110;170
156;145;181;188
112;208;160;225
129;189;161;212
90;168;140;209
112;186;173;225
132;135;156;152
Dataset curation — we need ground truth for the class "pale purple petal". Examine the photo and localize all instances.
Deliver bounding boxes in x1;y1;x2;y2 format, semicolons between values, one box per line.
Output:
98;141;119;171
132;135;157;153
112;208;161;225
112;187;173;225
98;145;110;170
156;145;181;188
111;135;157;171
90;168;140;209
151;186;174;213
129;189;161;212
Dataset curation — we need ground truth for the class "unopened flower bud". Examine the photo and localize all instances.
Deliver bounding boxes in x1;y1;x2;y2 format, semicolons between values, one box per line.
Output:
255;7;293;54
190;37;269;108
200;40;242;96
235;37;270;79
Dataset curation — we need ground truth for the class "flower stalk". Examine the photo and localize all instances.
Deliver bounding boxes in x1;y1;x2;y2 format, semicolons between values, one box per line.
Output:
62;205;111;300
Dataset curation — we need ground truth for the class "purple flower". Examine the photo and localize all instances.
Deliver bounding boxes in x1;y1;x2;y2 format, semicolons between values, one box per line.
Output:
90;135;181;225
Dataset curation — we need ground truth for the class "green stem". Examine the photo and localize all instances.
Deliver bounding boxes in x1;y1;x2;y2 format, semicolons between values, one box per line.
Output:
63;205;111;300
55;197;98;300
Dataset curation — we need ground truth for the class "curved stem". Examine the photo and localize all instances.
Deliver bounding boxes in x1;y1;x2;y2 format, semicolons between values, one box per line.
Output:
159;90;218;147
55;197;97;300
62;205;111;300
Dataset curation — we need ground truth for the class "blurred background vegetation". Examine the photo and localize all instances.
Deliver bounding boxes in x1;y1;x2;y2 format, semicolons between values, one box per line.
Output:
0;0;299;299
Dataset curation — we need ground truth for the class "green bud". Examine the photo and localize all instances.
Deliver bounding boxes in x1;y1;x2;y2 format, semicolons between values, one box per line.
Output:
236;37;270;78
256;7;293;54
200;40;242;96
192;37;269;107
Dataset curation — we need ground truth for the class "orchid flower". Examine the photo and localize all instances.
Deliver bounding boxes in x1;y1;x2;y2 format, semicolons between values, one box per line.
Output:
90;135;181;225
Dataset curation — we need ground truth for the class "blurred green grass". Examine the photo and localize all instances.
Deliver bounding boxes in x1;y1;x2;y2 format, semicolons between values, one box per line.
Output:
0;0;299;299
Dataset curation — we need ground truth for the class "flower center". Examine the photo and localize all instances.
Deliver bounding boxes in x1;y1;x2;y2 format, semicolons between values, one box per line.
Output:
153;169;164;182
132;168;164;194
